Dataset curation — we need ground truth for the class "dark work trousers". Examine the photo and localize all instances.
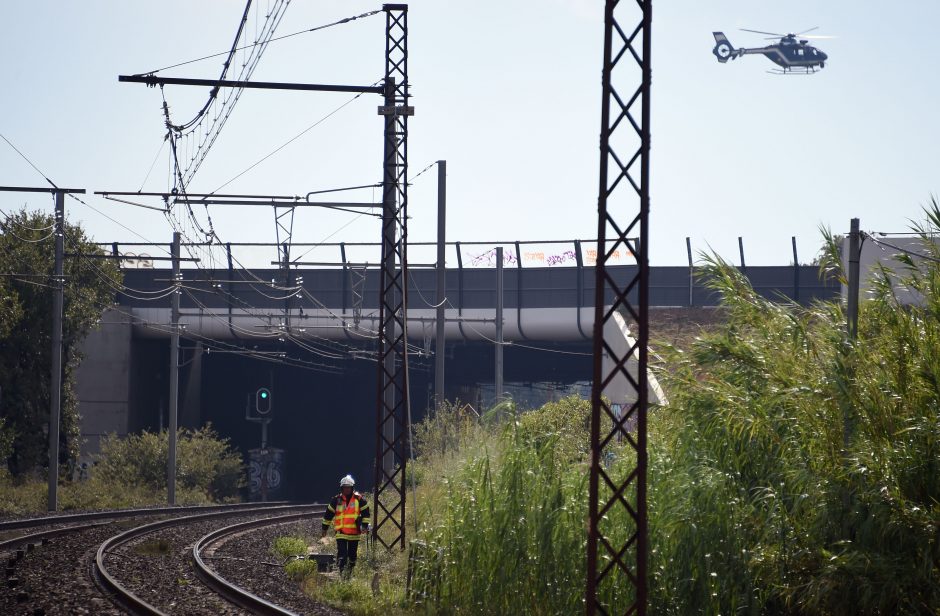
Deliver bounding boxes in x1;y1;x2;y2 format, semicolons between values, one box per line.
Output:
336;538;359;576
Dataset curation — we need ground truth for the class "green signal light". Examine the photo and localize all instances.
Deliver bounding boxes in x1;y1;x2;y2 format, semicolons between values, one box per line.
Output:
261;391;268;399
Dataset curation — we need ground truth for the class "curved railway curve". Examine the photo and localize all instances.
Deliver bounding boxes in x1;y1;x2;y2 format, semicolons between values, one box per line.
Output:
0;502;331;615
191;511;321;616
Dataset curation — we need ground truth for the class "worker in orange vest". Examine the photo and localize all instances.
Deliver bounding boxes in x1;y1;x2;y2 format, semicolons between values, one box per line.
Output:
321;474;371;577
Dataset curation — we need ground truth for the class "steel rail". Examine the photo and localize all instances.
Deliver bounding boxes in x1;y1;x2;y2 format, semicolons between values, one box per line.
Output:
0;521;112;554
192;510;325;615
0;500;293;533
93;504;321;615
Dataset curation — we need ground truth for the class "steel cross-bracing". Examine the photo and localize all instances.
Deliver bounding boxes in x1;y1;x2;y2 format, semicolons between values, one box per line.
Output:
114;6;414;525
275;206;296;331
587;0;652;614
373;3;413;552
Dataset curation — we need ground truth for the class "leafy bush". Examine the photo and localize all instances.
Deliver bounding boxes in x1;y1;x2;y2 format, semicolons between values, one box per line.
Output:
273;536;309;559
93;425;244;501
0;424;244;515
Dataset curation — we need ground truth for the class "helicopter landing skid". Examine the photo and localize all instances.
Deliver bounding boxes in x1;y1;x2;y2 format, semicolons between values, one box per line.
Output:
767;67;819;75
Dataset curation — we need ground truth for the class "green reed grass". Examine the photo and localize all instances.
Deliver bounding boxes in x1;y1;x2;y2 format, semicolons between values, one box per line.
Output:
409;397;624;614
649;203;940;614
347;204;940;614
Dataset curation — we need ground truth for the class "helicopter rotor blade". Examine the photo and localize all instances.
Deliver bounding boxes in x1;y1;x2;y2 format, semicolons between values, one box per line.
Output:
740;28;785;36
800;35;837;39
795;26;820;35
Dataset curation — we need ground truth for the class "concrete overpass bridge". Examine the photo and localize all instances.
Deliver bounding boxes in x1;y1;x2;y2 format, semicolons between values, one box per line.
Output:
118;260;836;342
76;250;838;499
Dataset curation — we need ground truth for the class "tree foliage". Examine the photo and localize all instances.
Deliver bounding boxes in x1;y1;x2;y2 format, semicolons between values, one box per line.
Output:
0;207;119;474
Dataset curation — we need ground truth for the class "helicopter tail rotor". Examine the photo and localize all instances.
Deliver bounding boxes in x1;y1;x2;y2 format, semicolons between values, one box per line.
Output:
712;32;737;63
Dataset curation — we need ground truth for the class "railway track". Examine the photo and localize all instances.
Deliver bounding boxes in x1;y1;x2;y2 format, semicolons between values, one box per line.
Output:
0;502;329;615
192;511;322;615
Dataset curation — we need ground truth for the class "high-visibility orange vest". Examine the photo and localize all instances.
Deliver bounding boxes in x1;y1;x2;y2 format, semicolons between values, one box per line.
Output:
333;493;363;537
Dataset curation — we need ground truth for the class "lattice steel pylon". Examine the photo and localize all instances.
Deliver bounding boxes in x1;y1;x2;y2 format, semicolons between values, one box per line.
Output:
587;0;652;614
373;3;413;551
275;207;295;330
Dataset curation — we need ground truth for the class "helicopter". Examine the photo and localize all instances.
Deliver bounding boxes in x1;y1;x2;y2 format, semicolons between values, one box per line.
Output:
712;28;831;74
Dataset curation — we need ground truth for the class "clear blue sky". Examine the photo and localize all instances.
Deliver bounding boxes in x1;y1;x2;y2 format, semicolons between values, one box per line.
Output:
1;1;937;265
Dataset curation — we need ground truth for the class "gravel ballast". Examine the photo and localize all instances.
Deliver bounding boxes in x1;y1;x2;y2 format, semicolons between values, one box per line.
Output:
0;507;344;615
207;517;347;616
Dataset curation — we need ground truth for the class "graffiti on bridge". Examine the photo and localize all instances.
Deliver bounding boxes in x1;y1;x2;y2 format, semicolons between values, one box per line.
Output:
467;245;633;268
247;447;286;501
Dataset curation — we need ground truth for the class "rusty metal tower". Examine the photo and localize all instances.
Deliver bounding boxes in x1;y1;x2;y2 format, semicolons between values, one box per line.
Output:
373;3;413;551
586;0;652;614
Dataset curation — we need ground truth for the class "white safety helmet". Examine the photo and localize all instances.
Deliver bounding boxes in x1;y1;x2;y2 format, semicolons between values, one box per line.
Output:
339;474;356;488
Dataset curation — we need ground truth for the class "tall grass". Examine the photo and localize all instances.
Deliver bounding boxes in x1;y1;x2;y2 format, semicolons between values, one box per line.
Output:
333;206;940;614
409;397;641;614
649;206;940;614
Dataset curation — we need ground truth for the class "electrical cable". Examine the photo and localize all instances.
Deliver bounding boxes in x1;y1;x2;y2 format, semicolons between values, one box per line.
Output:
209;82;381;195
137;136;168;192
225;280;300;301
0;182;176;300
408;273;447;308
68;194;174;257
175;0;291;185
212;258;368;354
152;0;292;253
0;224;55;243
0;131;58;189
134;9;382;76
866;234;940;265
100;195;168;212
64;235;178;299
281;331;346;360
182;288;280;339
289;210;371;264
407;161;437;184
298;287;378;338
1;130;180;279
185;279;363;360
96;301;340;373
182;286;355;361
305;183;382;196
1;75;375;368
3;223;322;368
0;208;55;232
5;276;56;290
168;0;254;133
79;265;174;298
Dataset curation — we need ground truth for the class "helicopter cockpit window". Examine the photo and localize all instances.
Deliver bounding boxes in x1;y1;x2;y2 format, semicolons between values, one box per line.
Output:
797;49;805;56
811;49;818;55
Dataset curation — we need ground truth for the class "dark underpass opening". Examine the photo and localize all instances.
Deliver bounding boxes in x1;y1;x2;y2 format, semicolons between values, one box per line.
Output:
127;337;593;501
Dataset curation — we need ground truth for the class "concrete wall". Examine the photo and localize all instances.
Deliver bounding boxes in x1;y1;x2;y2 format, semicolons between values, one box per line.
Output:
74;309;132;459
843;234;935;306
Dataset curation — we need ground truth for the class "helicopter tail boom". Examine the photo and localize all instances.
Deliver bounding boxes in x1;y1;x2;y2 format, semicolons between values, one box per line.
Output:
712;32;739;62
